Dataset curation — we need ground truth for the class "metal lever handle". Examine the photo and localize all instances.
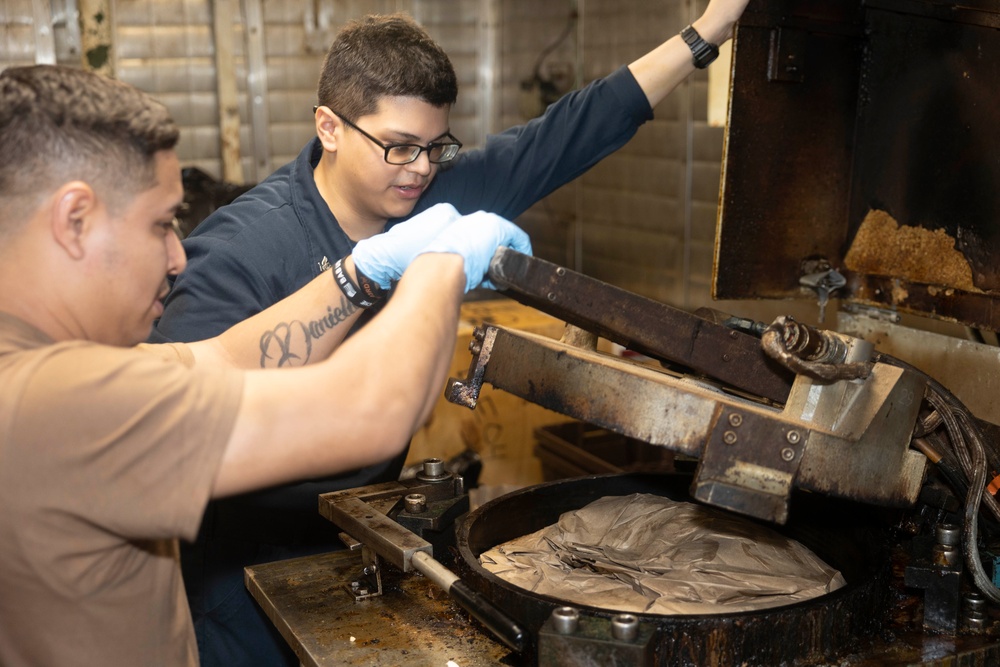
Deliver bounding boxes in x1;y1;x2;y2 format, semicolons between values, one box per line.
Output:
410;550;526;653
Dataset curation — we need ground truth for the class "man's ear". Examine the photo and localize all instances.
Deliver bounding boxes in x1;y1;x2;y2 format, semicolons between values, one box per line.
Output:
315;105;341;153
50;181;97;260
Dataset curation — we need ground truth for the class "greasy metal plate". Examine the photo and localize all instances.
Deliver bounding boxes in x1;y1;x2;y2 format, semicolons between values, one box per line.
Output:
244;550;512;667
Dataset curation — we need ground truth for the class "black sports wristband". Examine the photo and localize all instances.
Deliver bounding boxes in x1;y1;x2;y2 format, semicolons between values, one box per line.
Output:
353;264;387;301
333;257;381;309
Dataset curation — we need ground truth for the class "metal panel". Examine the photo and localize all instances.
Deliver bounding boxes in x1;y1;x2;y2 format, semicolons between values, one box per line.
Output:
240;0;270;180
717;0;1000;331
839;309;1000;424
1;0;38;68
31;0;55;64
115;0;231;179
414;0;484;148
716;2;864;303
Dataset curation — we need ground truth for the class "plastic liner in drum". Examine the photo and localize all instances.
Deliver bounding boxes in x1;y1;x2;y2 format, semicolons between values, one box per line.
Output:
454;473;891;666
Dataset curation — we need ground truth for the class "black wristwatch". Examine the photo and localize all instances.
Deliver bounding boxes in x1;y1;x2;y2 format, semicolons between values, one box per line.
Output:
680;25;720;69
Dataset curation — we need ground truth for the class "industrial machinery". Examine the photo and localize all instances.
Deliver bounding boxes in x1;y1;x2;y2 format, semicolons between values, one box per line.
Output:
444;249;1000;665
245;1;1000;664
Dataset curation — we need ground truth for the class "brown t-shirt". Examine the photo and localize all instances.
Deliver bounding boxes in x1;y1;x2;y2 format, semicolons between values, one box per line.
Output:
0;313;243;666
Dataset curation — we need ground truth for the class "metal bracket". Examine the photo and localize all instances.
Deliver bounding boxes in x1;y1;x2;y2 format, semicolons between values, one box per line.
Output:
446;326;496;409
319;460;468;579
693;407;808;523
344;545;384;601
800;268;846;323
538;606;655;666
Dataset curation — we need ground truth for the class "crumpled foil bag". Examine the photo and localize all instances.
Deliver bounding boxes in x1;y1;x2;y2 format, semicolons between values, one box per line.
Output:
480;493;846;614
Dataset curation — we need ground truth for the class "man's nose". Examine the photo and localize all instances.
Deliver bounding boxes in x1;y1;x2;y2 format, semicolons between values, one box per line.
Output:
167;223;188;276
405;150;433;176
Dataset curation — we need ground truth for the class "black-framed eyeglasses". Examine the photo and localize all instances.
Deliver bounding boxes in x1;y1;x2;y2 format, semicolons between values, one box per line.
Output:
318;107;462;165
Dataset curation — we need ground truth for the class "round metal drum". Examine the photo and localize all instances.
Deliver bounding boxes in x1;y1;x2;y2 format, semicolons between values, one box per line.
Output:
454;473;891;666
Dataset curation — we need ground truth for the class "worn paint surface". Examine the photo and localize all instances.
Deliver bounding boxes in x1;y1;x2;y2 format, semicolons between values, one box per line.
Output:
79;1;113;76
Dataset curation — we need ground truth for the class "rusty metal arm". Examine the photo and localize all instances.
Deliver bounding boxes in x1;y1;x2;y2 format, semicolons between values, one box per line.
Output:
446;324;927;524
487;247;794;404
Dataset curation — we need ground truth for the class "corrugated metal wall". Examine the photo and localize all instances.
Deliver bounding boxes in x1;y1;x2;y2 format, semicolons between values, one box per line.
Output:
507;0;721;312
0;0;727;312
2;1;45;67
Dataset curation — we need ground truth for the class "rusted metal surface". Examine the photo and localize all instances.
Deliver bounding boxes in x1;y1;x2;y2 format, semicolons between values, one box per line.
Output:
319;495;431;573
838;310;1000;425
717;0;1000;330
851;5;1000;294
244;550;514;667
537;611;656;666
449;326;733;457
448;324;927;522
717;1;864;301
488;247;794;405
848;274;1000;333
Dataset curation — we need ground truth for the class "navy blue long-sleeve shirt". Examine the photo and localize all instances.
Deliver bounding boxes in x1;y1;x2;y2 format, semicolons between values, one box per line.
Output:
154;66;651;346
151;64;652;522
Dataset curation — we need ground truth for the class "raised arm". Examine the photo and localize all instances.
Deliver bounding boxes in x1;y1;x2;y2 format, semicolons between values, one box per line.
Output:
628;0;750;107
186;203;461;369
209;212;531;497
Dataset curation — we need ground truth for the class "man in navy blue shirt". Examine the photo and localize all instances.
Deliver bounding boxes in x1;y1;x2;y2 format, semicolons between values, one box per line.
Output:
153;1;750;664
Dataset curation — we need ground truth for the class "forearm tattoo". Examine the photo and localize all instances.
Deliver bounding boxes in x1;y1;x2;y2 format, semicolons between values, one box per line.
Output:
258;296;358;368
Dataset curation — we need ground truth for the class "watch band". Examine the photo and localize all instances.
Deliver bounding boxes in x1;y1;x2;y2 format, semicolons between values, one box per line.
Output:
680;25;720;69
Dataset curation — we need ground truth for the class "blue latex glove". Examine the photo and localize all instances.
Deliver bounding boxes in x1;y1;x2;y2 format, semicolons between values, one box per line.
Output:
419;211;533;293
352;203;461;289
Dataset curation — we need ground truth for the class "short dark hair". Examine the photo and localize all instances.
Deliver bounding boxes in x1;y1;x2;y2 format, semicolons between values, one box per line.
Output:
316;13;458;121
0;65;179;222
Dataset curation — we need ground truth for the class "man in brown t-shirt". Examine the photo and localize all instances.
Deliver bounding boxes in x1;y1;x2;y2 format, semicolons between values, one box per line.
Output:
0;65;530;666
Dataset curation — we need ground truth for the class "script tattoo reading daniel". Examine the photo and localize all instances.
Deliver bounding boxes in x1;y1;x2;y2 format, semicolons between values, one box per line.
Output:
257;296;358;368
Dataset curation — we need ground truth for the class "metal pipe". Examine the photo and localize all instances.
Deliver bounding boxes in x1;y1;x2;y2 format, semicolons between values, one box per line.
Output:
411;551;526;653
